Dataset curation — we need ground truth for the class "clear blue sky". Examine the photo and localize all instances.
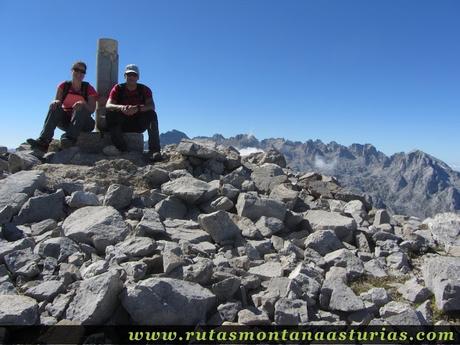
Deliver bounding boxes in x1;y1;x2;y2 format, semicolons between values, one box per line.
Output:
1;0;459;168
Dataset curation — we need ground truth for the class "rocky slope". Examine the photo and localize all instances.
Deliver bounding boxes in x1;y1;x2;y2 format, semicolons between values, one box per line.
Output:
0;140;459;331
172;132;460;219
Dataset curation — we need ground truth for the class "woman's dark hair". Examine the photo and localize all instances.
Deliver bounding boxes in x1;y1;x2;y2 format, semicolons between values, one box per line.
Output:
72;61;87;71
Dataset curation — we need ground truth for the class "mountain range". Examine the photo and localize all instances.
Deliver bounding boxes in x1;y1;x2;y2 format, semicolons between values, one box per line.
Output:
159;130;460;218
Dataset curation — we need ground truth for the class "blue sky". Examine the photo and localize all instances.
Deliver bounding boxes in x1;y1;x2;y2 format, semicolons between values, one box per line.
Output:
1;0;459;168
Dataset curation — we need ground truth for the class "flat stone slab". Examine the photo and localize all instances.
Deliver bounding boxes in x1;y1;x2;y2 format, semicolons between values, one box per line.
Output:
76;132;144;153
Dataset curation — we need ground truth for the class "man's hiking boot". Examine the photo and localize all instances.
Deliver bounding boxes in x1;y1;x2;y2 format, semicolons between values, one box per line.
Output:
26;138;49;152
145;151;163;163
60;137;75;150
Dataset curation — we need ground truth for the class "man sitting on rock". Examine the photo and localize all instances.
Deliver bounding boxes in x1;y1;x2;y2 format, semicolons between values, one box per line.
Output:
105;64;161;162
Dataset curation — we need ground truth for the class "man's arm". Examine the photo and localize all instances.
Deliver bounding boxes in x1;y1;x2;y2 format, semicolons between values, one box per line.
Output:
140;97;155;112
106;97;126;111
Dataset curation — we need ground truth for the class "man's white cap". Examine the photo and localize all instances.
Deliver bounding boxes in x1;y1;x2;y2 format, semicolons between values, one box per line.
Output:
124;64;139;76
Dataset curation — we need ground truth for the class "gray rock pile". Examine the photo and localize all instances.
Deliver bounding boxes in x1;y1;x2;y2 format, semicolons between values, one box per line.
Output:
0;139;459;326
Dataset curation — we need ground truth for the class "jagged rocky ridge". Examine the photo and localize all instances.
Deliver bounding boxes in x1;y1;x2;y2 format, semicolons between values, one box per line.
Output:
177;132;460;219
0;140;459;328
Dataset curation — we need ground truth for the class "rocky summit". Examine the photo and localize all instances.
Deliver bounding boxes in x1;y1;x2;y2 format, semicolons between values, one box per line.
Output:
0;139;459;328
185;132;460;219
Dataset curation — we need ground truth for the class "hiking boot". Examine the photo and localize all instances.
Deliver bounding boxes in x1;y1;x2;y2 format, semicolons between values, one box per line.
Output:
144;151;163;163
60;137;75;150
26;138;49;152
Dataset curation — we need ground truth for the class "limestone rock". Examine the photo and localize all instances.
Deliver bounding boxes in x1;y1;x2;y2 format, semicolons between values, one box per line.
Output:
198;211;241;245
162;176;217;204
66;271;123;324
0;295;38;325
236;193;286;222
14;190;65;225
121;277;216;325
103;184;133;210
62;206;129;253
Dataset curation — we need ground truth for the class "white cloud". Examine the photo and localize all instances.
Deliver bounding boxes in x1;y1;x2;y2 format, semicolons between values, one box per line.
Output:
313;156;337;173
238;147;264;157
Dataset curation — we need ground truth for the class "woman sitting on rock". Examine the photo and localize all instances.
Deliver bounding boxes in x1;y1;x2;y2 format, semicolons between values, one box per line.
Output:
27;61;98;151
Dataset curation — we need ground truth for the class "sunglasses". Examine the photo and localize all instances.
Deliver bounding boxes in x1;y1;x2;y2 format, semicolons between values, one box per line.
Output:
126;72;138;77
73;68;86;74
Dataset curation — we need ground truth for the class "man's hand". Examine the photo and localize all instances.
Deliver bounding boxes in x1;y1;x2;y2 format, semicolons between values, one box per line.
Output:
50;100;62;110
121;105;138;116
73;101;87;111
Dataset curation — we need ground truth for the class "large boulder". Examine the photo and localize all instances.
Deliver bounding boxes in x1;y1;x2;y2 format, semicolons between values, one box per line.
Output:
35;237;80;263
161;176;218;204
14;190;65;225
0;170;46;213
303;210;357;242
303;229;344;256
121;277;216;325
0;295;38;325
423;256;460;312
66;270;123;324
135;209;166;236
103;184;133;210
422;213;460;255
251;163;288;193
198;211;241;245
236;193;286;222
7;151;41;173
62;206;129;253
319;267;365;312
176;140;225;160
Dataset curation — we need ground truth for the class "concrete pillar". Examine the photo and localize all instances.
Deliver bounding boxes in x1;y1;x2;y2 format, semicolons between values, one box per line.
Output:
96;38;118;131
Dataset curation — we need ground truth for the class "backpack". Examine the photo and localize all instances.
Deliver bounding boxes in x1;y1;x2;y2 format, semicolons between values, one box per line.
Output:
116;83;146;105
61;81;89;102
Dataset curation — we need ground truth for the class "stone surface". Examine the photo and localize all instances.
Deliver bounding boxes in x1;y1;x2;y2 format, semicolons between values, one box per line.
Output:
135;208;166;236
0;295;39;325
62;206;129;253
8;151;41;173
274;298;309;325
303;210;357;242
24;280;65;302
251;163;288;193
66;191;100;208
103;184;133;210
397;278;431;303
303;230;344;256
320;267;365;312
237;307;271;325
161;176;217;204
4;248;40;277
14;190;65;225
155;196;188;220
66;271;123;324
236;193;286;222
35;237;80;263
114;237;156;258
248;261;284;280
0;170;46;213
423;213;460;252
423;256;460;312
198;211;241;245
255;216;284;237
121;277;216;325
